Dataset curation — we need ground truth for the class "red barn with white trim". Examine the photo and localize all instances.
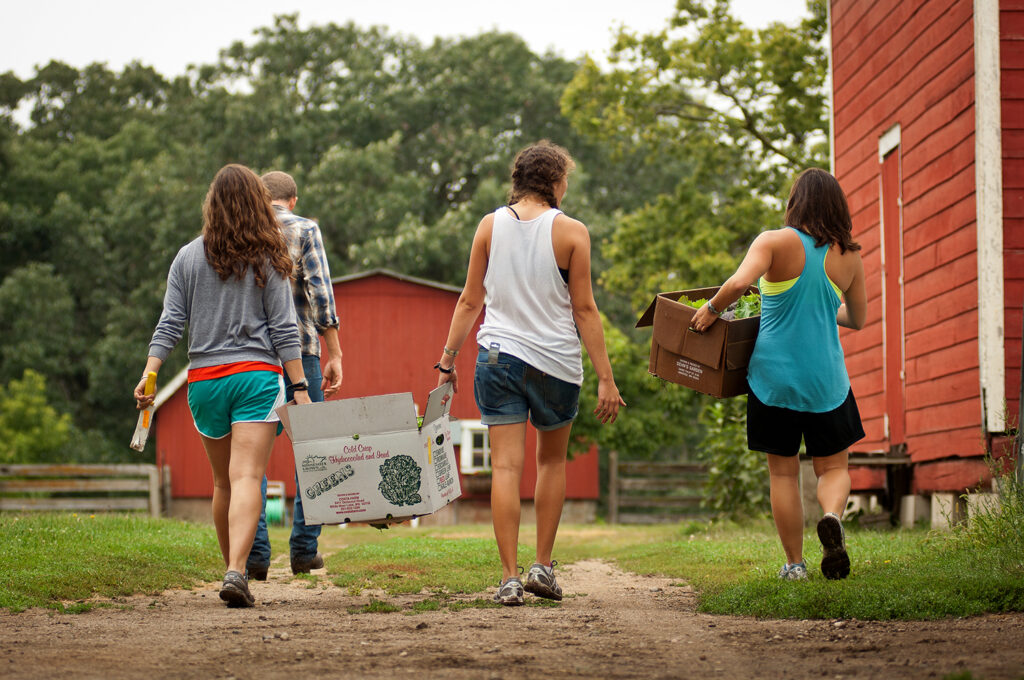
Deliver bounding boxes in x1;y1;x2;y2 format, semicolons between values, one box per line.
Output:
829;0;1021;515
152;270;599;524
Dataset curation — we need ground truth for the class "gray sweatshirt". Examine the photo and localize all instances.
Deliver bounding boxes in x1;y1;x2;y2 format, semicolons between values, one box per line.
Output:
148;237;302;368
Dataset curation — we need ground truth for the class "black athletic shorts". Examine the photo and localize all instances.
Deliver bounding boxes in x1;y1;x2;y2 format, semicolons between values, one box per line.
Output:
746;388;865;458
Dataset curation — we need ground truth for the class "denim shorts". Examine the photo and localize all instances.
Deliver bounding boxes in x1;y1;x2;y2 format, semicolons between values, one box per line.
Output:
187;370;285;439
473;347;580;430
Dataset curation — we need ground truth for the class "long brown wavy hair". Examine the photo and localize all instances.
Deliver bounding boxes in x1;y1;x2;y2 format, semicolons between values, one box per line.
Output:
508;140;576;208
202;164;292;287
784;168;861;253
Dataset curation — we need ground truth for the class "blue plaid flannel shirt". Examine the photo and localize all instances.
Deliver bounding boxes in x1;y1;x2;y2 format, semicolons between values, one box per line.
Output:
274;205;339;357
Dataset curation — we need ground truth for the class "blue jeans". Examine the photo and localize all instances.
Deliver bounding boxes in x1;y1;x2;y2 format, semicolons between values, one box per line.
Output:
248;354;324;568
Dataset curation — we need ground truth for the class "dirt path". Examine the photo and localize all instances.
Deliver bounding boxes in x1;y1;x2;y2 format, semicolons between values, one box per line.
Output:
2;559;1023;679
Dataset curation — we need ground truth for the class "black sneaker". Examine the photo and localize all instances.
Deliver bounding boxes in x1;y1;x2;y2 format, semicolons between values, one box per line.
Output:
291;552;324;575
246;562;269;581
524;561;563;601
817;513;851;580
493;577;525;606
219;570;255;608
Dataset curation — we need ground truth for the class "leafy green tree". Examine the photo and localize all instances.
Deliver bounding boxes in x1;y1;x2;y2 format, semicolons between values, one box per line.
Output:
23;60;169;142
302;133;431;266
0;370;72;463
563;0;828;198
697;396;770;516
0;263;78;400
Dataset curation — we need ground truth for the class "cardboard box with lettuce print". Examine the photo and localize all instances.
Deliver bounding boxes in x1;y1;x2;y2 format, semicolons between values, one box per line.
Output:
277;385;462;526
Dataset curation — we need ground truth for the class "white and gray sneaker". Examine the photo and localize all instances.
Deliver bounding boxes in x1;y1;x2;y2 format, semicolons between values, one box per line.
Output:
778;562;808;580
817;512;851;580
493;577;525;606
524;561;563;601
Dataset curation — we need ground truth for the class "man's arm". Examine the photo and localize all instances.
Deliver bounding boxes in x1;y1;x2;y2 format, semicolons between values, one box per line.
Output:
320;326;342;397
301;221;342;396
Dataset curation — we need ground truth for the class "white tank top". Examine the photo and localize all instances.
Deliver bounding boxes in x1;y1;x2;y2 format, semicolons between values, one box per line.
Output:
476;207;583;385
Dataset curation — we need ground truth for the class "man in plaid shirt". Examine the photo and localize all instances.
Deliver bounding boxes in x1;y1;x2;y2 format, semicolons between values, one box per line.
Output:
247;171;343;579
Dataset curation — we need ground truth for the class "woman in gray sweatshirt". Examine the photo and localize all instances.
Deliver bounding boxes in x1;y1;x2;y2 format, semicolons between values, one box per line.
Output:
134;164;311;608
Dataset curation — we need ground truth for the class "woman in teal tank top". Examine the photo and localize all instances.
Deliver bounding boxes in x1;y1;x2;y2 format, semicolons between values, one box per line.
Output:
691;168;867;581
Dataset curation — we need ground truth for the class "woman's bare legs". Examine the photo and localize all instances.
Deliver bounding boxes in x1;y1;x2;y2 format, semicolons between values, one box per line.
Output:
767;453;804;565
534;424;572;566
488;422;527;580
813;449;851;516
814;449;852;579
200;422;277;573
202;434;233;566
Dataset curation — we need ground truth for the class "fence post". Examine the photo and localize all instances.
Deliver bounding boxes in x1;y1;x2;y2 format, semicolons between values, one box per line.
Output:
147;465;161;517
161;465;173;517
608;450;619;524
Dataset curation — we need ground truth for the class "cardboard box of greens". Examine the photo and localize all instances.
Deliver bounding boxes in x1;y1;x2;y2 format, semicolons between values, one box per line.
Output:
277;384;461;526
635;286;760;398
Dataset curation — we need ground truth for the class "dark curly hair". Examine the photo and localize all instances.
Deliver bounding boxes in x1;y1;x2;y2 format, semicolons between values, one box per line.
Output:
784;168;861;254
202;164;293;287
508;140;576;208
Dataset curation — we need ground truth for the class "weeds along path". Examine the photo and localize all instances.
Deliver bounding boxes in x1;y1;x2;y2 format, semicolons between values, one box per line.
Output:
2;558;1024;679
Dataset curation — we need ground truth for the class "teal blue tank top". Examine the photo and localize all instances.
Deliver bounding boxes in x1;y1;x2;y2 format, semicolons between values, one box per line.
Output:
746;228;849;412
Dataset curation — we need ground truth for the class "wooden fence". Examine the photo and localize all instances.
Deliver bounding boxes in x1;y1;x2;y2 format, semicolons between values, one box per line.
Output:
0;464;170;517
608;451;709;524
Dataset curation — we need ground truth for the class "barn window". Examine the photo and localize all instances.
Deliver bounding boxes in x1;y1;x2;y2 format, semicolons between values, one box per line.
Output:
458;420;490;473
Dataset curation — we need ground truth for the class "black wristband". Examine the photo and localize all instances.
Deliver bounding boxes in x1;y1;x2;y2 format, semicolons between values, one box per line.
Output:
287;378;309;392
433;362;455;374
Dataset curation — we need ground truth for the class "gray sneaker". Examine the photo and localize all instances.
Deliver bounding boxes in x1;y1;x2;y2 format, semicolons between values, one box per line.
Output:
817;513;850;580
219;570;255;607
524;561;563;601
778;562;808;580
493;577;525;606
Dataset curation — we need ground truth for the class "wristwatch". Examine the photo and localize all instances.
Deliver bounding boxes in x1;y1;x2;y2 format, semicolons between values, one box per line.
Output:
288;378;309;392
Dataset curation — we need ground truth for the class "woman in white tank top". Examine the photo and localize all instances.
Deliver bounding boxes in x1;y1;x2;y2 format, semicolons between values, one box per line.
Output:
435;141;626;606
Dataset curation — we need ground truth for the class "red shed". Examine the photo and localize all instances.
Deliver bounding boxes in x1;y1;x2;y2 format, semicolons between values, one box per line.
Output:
152;269;600;524
829;0;1021;510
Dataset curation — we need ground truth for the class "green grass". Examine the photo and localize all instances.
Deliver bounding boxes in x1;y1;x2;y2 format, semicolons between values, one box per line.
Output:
3;480;1022;620
325;533;539;595
0;513;221;612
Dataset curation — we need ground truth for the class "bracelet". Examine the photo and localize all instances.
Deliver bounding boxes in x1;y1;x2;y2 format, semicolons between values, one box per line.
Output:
707;300;722;315
443;346;459;357
433;362;455;374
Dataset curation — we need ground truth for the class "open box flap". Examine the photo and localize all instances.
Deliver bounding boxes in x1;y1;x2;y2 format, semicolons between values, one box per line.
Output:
422;383;453;425
652;294;726;369
278;393;417;443
636;291;687;328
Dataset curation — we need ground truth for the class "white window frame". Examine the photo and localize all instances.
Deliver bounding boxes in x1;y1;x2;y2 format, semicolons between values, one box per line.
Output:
458;420;491;473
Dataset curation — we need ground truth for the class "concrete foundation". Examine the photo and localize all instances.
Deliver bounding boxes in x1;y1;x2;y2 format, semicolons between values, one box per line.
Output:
966;492;1001;520
899;494;931;528
931;492;968;529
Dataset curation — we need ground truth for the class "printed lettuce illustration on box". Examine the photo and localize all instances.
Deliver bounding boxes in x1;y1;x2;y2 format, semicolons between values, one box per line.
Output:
378;454;422;506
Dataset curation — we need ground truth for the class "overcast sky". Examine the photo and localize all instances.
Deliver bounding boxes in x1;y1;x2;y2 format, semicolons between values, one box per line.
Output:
3;0;812;79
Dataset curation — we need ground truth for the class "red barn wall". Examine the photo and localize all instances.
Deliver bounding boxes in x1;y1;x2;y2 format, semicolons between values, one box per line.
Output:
155;272;599;503
1003;3;1024;425
831;1;985;483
